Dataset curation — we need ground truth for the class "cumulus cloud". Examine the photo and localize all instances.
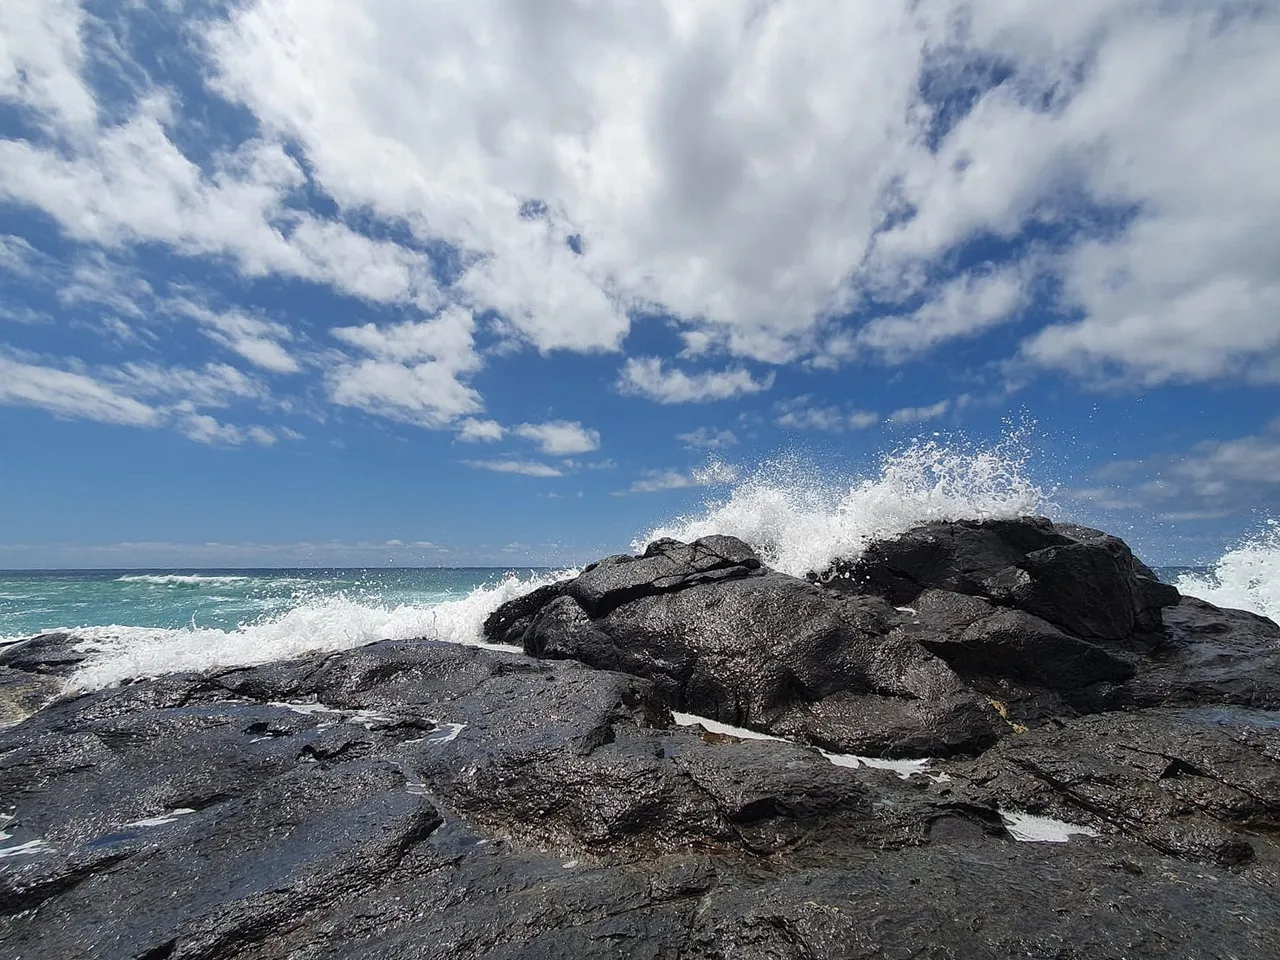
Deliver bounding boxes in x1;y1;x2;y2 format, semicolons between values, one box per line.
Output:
678;427;738;451
512;420;601;456
328;306;483;426
173;301;300;375
856;269;1028;363
887;400;951;424
464;459;563;478
620;459;740;495
455;418;505;443
107;362;266;407
0;0;1277;445
618;357;774;404
180;413;278;447
776;397;879;432
1074;422;1280;523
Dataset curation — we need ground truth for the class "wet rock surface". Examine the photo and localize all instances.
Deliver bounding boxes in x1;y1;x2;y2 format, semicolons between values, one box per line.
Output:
3;518;1279;958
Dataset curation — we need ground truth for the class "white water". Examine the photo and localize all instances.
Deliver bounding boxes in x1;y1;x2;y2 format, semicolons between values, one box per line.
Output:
35;432;1280;695
671;711;935;779
67;571;568;692
115;574;255;586
637;433;1047;578
1176;520;1280;622
1000;810;1099;843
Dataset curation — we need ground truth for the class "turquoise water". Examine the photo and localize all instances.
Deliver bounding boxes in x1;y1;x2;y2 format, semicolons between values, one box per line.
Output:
0;568;542;639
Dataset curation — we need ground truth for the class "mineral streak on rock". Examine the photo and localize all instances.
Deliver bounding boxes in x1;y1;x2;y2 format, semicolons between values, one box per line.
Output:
1;517;1278;959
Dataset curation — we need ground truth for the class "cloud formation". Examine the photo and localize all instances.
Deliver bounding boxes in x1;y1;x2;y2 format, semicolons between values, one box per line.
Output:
1;0;1278;454
618;358;774;404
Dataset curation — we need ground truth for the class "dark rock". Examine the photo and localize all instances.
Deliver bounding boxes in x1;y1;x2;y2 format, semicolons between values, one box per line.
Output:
984;537;1144;641
905;601;1136;690
6;516;1280;958
1;637;1278;959
1123;597;1280;709
509;554;1001;756
0;631;89;675
816;516;1073;604
0;632;86;725
0;665;63;727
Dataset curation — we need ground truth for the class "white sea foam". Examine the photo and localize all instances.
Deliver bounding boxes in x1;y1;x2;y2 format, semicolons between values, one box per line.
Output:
671;711;936;779
1176;520;1280;622
1000;810;1099;843
636;432;1047;578
123;809;197;829
0;839;50;859
116;574;254;586
66;570;572;692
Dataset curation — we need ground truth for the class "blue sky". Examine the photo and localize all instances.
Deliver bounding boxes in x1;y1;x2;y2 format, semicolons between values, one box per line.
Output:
1;0;1278;568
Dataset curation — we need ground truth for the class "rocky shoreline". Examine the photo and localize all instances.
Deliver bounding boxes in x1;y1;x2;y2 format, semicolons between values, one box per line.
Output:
2;517;1278;958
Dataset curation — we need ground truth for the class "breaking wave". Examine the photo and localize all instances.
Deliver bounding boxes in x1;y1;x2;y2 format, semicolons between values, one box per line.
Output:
1175;520;1280;622
67;570;571;692
637;432;1049;578
115;574;255;586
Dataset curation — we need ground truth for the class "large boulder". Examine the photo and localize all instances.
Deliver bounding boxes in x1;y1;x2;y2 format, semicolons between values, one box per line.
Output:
817;517;1180;640
489;536;1002;757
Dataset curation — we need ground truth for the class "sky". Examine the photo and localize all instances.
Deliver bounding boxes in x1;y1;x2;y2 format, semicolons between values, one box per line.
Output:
1;0;1278;568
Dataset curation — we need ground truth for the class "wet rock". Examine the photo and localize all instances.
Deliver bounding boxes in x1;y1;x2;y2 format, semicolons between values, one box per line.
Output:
504;552;1000;756
0;633;86;725
1124;597;1280;709
0;638;1276;959
5;516;1280;958
0;632;90;676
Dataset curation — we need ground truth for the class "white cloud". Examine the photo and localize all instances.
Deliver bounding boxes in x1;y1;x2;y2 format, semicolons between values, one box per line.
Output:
887;399;951;424
0;0;96;131
173;301;300;375
0;355;159;426
456;418;505;443
618;357;774;404
621;459;739;495
328;306;483;426
328;359;482;427
776;396;879;432
464;458;563;478
2;0;1277;398
107;361;266;407
856;268;1028;362
678;427;738;451
512;420;600;456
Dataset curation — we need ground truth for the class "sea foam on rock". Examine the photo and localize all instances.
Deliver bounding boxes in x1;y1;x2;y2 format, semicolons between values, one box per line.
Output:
2;517;1279;958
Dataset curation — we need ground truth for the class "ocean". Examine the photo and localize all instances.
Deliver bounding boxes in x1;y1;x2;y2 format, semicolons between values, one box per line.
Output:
3;438;1277;695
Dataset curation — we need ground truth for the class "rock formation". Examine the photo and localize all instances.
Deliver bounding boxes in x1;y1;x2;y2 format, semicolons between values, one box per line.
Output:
2;517;1278;958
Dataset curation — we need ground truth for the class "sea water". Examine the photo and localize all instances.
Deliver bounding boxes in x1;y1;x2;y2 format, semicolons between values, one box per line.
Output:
1;436;1274;694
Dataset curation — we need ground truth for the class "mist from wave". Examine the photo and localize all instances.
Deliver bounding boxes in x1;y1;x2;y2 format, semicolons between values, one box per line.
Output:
1174;520;1280;622
636;431;1049;578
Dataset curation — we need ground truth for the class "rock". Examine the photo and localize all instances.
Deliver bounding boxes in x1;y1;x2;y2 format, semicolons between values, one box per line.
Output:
500;543;1001;757
1123;597;1280;709
0;632;86;726
5;515;1280;958
1;637;1278;959
0;631;89;675
955;707;1280;866
901;593;1136;690
0;665;63;727
815;516;1074;604
817;519;1180;643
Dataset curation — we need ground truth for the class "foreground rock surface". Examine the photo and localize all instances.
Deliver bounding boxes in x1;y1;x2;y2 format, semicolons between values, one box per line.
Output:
2;517;1278;959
